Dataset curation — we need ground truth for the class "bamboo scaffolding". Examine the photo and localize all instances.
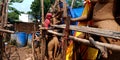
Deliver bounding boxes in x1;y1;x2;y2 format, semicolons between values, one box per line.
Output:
48;30;120;51
52;24;120;39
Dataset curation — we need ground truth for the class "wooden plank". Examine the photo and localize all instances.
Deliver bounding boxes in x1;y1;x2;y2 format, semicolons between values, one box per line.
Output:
52;24;120;39
47;30;120;51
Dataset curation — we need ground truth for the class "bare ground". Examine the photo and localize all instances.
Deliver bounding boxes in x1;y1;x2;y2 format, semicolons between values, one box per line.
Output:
3;45;61;60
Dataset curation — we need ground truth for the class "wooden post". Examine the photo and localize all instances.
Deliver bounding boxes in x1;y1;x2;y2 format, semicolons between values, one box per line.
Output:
2;0;9;50
32;22;37;60
41;0;44;23
4;0;8;27
62;17;70;60
1;0;5;28
62;0;70;60
32;32;35;60
40;0;45;60
0;0;7;59
0;35;3;60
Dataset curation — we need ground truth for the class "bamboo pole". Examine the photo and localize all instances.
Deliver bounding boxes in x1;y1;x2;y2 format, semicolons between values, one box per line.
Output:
0;29;14;33
4;0;8;27
53;0;59;10
3;1;9;58
41;0;46;60
32;32;35;60
71;0;75;8
0;0;6;59
41;0;44;23
62;0;69;60
0;35;3;60
63;0;67;18
52;24;120;40
1;0;5;28
62;16;70;60
47;30;120;51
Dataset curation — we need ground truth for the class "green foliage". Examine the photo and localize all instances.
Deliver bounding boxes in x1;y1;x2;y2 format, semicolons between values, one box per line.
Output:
8;6;21;14
44;0;51;14
10;0;23;3
30;0;53;19
27;11;32;14
8;0;24;20
8;0;23;5
30;0;40;16
8;12;19;20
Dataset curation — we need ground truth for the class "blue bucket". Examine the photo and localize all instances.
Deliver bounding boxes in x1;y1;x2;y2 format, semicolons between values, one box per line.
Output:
28;33;32;46
16;32;28;47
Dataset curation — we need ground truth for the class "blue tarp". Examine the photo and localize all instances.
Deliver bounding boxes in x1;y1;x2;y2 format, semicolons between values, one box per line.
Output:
68;7;84;35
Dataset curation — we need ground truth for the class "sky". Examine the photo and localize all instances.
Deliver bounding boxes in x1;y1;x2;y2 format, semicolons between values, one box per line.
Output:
11;0;34;13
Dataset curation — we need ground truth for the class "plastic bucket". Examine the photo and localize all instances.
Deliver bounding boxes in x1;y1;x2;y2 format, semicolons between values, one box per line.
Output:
16;32;28;47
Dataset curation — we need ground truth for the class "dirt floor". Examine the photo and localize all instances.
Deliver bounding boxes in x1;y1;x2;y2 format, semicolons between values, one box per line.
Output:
3;43;120;60
3;45;33;60
3;45;61;60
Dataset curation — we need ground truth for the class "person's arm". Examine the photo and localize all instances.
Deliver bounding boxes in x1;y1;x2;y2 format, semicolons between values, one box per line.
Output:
71;15;87;22
71;0;97;22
